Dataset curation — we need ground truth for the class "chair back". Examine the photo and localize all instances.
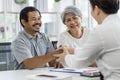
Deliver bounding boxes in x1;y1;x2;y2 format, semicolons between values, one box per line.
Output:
52;41;57;49
0;42;14;70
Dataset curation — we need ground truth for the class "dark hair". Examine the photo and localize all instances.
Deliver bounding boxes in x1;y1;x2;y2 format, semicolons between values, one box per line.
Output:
89;0;119;14
20;6;41;27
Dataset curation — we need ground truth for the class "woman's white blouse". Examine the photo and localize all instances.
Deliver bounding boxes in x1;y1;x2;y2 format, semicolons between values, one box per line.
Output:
57;29;90;48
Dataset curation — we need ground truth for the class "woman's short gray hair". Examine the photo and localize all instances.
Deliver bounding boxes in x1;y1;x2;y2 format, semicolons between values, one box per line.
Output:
61;6;82;23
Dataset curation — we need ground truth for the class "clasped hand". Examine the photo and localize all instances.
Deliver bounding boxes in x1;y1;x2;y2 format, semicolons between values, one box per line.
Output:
54;45;71;66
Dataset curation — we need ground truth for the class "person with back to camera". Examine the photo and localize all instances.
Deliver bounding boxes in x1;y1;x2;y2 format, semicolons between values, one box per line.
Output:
11;6;62;70
57;6;96;67
55;0;120;80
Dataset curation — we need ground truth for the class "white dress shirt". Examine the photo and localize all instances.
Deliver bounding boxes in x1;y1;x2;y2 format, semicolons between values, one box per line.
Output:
65;14;120;80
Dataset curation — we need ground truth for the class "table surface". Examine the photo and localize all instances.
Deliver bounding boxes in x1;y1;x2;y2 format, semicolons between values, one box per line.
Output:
0;68;100;80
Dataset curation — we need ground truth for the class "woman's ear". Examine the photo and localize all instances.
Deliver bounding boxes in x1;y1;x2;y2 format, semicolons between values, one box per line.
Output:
94;5;100;16
80;16;82;23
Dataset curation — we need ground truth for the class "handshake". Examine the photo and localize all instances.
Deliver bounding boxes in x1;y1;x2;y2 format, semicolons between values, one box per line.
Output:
51;46;74;68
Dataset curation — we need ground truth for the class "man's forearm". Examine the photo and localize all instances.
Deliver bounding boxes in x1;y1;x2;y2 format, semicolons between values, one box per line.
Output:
23;49;62;69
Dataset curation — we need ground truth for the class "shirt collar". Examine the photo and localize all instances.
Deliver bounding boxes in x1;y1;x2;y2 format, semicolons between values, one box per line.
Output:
23;30;42;40
102;14;118;24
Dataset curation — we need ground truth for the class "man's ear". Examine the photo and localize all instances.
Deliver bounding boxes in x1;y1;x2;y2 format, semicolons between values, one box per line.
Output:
21;19;26;27
94;5;100;16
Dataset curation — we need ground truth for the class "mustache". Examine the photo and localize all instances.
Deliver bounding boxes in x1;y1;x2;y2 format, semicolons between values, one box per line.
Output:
32;23;41;27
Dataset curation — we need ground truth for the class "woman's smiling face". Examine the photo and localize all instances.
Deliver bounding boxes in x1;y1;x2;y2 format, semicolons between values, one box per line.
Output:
64;13;82;32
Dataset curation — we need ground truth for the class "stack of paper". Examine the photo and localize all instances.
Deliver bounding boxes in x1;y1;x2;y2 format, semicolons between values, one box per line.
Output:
50;67;100;77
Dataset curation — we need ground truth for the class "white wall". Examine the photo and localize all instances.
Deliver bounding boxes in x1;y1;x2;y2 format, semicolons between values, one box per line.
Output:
0;0;3;11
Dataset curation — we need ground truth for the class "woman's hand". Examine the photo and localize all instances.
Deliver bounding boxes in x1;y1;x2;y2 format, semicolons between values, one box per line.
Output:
54;46;69;64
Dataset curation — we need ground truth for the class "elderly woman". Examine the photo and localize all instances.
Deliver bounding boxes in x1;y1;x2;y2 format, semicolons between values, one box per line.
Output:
57;6;90;50
57;6;96;67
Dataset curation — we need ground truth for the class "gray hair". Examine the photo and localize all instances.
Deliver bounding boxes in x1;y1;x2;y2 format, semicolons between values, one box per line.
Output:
61;6;82;24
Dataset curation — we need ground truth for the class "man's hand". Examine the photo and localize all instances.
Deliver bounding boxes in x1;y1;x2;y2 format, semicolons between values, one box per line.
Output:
48;48;63;67
54;62;64;68
54;46;69;65
53;48;63;55
59;45;74;54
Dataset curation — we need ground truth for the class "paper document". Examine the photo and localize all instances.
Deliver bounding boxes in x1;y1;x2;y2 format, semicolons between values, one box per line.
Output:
50;67;100;77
